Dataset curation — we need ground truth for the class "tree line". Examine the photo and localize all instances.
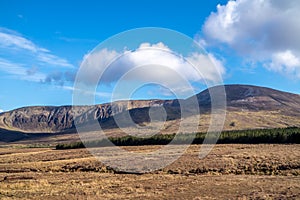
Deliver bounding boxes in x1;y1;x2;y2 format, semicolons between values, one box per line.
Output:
56;127;300;149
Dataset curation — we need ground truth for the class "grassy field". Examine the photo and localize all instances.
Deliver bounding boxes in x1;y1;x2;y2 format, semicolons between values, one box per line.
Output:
0;144;299;199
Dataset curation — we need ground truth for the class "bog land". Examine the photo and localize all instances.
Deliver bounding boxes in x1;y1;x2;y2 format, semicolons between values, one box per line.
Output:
0;143;299;199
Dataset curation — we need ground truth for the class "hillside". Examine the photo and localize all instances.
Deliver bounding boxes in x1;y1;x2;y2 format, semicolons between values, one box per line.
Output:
197;84;300;112
0;84;299;143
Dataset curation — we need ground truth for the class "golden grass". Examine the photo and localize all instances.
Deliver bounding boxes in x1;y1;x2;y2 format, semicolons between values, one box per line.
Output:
0;144;299;199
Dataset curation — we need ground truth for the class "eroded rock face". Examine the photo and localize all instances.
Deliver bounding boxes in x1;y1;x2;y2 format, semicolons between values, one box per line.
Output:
0;106;76;132
0;100;174;133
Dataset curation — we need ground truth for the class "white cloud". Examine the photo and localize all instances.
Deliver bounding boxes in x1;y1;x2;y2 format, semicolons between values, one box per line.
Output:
202;0;300;79
0;58;46;82
62;86;112;98
0;28;39;52
268;50;300;78
0;27;73;68
0;27;74;85
76;42;225;96
77;48;119;85
138;42;171;50
37;53;73;68
186;53;225;84
0;109;3;113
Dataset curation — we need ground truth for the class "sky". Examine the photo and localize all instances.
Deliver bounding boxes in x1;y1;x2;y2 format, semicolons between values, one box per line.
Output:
0;0;300;112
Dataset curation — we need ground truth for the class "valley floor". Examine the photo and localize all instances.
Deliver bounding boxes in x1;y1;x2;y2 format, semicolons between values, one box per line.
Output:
0;144;299;199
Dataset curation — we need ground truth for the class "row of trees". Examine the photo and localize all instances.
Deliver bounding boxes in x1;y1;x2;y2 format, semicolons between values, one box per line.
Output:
56;127;300;149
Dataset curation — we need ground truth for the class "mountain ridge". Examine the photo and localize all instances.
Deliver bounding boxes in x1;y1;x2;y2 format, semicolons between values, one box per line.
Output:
0;84;299;142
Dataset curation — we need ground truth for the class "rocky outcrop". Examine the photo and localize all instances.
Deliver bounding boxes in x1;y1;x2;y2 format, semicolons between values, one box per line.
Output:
0;100;175;133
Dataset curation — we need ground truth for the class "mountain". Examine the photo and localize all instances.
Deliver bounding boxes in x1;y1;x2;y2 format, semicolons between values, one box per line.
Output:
0;100;176;133
198;84;300;112
0;84;299;143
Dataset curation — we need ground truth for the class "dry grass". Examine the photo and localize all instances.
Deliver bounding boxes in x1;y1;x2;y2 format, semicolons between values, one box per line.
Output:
1;173;300;199
0;144;299;199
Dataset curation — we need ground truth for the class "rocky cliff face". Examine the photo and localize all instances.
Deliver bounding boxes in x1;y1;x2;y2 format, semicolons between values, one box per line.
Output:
0;85;299;134
0;100;175;133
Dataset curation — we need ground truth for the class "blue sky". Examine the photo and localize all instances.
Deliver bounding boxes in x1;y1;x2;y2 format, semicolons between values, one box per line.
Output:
0;0;300;112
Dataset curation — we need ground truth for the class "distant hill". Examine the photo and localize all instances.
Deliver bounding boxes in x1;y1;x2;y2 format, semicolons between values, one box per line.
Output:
0;84;299;143
197;84;300;112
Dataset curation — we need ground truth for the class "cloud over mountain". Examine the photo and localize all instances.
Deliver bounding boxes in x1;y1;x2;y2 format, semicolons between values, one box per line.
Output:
75;42;225;97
